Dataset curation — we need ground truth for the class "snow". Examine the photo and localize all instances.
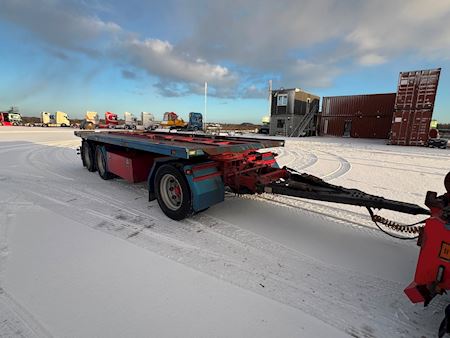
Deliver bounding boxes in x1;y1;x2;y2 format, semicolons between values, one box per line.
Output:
0;127;449;337
5;208;340;338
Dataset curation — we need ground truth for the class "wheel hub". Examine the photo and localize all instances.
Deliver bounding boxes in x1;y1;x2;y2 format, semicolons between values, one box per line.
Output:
160;174;183;211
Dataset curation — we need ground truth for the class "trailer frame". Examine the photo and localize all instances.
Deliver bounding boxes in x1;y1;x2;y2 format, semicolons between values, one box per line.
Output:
75;130;429;221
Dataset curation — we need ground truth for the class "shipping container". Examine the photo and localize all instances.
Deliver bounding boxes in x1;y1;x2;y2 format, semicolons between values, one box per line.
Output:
394;68;441;110
389;68;441;146
320;93;396;138
389;110;433;146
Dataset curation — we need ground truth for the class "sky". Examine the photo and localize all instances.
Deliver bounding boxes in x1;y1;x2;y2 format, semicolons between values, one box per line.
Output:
0;0;449;123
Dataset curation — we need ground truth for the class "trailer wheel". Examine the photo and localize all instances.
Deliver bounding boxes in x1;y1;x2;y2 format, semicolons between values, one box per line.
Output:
154;164;192;220
95;146;114;180
81;141;96;172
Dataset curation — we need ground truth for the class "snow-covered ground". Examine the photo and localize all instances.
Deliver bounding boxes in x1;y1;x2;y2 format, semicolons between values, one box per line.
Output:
0;127;449;337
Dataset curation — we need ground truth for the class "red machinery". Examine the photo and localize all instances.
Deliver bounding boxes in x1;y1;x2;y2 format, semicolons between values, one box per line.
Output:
0;112;12;126
403;173;450;336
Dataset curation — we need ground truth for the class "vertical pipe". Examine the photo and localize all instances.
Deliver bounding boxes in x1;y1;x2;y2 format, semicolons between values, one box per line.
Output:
204;82;207;131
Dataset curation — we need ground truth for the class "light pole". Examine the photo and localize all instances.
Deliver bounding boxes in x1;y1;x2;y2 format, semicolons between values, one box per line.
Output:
204;82;207;131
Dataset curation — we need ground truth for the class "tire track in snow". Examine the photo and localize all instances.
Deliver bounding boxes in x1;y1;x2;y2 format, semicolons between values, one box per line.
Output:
9;173;440;337
318;150;352;181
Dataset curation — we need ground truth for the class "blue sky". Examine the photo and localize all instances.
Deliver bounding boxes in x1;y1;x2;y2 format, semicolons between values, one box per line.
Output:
0;0;449;123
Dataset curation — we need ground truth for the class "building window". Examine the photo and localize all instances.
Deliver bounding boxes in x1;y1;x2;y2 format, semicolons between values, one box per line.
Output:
277;119;285;128
277;94;288;106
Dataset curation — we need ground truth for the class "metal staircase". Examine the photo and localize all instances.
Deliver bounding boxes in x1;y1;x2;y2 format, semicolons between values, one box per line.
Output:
290;101;319;137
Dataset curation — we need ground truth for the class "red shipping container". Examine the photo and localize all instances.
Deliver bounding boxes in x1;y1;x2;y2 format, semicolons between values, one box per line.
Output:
395;68;441;110
390;110;433;146
321;93;395;138
390;68;441;146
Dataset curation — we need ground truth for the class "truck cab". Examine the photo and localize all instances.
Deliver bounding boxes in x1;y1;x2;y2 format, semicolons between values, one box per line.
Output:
8;113;22;126
105;112;119;127
56;111;70;127
41;111;70;127
141;112;156;130
124;112;138;130
187;112;203;131
41;112;55;126
80;111;99;130
0;112;12;126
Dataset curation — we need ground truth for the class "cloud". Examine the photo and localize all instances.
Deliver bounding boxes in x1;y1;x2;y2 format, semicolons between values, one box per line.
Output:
121;69;137;79
344;0;450;59
242;85;267;99
178;0;450;87
1;0;450;98
117;37;238;96
357;54;386;66
0;0;120;54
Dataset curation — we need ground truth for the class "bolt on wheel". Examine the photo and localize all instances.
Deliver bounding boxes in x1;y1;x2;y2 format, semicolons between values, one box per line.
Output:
160;174;183;211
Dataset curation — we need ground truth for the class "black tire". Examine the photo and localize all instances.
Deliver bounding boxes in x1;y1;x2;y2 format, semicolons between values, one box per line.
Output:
154;164;192;220
81;141;96;172
95;146;114;180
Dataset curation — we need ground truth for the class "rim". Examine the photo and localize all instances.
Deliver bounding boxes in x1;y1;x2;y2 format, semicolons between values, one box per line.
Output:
84;145;91;167
160;174;183;211
97;149;105;174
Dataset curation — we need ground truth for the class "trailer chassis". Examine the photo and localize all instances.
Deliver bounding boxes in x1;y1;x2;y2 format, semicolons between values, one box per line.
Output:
75;130;429;220
75;130;450;336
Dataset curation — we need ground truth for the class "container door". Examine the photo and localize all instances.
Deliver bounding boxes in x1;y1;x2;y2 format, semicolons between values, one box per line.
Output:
343;120;352;137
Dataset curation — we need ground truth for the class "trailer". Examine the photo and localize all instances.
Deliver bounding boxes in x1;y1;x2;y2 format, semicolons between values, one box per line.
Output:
74;130;432;219
74;130;450;335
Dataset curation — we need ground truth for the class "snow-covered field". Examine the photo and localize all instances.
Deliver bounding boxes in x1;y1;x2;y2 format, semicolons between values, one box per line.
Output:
0;127;449;337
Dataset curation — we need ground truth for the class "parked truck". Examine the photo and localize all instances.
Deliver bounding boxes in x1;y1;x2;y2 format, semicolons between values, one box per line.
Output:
41;111;70;127
141;112;157;130
0;112;12;126
98;112;119;129
0;110;23;126
8;113;23;126
124;112;138;129
80;111;99;130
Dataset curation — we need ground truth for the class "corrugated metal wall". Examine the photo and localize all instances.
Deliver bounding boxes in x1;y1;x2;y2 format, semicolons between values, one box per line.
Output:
389;68;441;146
321;93;396;138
